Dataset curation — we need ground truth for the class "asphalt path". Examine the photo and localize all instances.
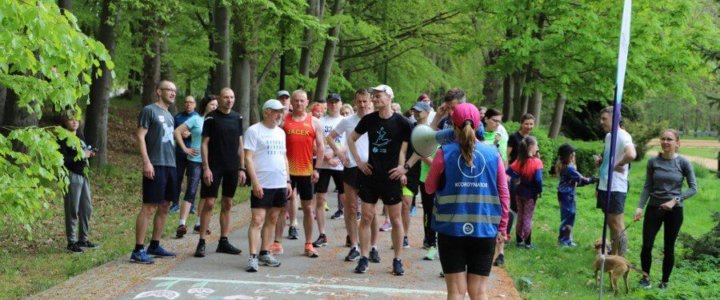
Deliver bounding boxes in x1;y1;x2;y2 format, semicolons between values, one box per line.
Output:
117;181;517;300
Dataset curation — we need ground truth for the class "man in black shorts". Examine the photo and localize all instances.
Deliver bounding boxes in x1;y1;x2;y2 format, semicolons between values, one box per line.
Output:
349;84;412;275
244;99;291;272
131;80;179;264
194;87;247;257
312;93;346;248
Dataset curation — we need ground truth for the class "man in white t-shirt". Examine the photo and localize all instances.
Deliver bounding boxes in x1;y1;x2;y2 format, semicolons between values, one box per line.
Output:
596;106;636;256
244;99;292;272
312;93;346;248
326;89;380;262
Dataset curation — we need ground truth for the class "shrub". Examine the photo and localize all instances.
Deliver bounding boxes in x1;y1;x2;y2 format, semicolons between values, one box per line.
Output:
680;212;720;264
624;119;667;161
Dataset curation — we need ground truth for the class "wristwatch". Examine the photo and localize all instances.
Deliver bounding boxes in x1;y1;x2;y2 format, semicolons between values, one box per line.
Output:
403;163;410;170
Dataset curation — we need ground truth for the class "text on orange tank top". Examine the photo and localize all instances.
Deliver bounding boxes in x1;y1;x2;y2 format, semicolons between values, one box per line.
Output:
283;113;315;176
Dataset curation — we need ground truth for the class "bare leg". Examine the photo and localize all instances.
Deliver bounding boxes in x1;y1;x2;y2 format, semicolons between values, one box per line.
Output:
301;199;315;243
220;196;233;237
135;204;157;244
342;184;359;246
263;208;283;251
467;274;489;300
151;201;171;240
387;203;404;258
315;192;327;235
444;272;468;300
200;197;217;239
248;208;266;254
359;202;376;257
401;195;412;237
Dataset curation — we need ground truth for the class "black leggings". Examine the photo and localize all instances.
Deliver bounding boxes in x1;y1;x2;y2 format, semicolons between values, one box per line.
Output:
419;182;436;247
640;206;683;283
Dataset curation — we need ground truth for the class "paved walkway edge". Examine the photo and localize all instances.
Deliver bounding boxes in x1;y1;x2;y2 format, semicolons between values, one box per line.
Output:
29;202;253;300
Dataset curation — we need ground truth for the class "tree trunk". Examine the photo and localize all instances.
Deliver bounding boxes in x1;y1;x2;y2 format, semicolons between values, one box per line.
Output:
0;84;6;125
84;0;116;167
160;37;173;81
512;72;526;121
299;0;323;76
58;0;72;13
502;76;513;122
548;93;566;138
482;75;501;107
141;17;162;106
279;21;287;90
529;90;542;125
2;89;38;128
211;1;230;93
313;0;345;102
520;93;530;117
249;57;260;125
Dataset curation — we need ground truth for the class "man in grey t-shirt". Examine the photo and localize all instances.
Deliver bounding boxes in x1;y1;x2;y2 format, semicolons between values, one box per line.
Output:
130;80;179;264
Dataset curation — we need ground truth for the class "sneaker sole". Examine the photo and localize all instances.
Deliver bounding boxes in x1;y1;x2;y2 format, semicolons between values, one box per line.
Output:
312;243;328;248
246;268;258;273
355;267;368;273
423;256;435;261
345;256;360;262
130;259;154;264
260;262;282;267
305;252;319;258
392;271;404;276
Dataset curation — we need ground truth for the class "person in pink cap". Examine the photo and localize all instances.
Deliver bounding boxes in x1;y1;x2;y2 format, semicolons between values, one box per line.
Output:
425;102;510;300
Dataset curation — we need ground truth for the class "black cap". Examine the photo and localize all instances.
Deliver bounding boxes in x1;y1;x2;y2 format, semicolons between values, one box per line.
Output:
558;143;576;159
328;93;342;102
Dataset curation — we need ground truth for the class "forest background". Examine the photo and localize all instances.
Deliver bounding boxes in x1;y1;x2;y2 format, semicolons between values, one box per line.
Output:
1;0;720;298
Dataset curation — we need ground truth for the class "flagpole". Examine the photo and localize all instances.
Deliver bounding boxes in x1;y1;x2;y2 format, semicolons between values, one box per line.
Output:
600;0;632;298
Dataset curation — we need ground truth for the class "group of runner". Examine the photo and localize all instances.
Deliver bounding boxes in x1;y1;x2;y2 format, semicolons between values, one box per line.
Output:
130;81;420;276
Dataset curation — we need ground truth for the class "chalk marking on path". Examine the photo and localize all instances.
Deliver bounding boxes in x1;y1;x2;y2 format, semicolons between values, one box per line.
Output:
151;276;446;296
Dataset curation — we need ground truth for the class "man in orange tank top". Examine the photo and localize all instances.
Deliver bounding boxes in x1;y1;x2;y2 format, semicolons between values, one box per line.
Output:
282;90;325;258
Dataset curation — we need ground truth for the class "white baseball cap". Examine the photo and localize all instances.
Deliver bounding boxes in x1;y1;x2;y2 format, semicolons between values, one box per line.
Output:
262;99;284;110
371;84;394;99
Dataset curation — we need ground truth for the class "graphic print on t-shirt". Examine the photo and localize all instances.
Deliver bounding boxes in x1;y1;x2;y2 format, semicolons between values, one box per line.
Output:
372;127;391;154
162;123;175;145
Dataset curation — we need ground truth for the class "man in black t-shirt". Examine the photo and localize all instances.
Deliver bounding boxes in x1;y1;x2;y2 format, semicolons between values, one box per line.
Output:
194;87;247;258
349;84;411;276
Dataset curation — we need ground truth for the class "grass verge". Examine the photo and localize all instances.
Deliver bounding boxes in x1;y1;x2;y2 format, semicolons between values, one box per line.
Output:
0;102;250;299
502;158;720;299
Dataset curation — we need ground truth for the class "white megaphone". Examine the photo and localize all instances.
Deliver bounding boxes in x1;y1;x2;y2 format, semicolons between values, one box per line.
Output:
411;124;485;157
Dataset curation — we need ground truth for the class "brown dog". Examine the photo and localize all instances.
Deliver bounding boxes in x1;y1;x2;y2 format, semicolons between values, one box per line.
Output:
593;239;647;294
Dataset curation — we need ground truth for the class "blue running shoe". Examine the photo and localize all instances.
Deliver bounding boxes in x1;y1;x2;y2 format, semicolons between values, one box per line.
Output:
169;203;179;213
147;245;176;258
355;257;369;273
392;258;404;276
130;249;154;264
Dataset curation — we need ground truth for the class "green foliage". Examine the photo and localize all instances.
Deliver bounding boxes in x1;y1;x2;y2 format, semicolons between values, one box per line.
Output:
679;212;720;264
0;128;70;238
504;158;720;299
625;119;667;161
0;0;112;237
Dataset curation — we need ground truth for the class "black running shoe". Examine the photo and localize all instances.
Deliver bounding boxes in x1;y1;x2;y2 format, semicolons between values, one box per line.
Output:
493;254;505;266
194;242;206;258
330;209;344;219
312;235;328;248
67;242;83;253
355;257;369;273
217;240;242;255
392;258;404;276
76;240;97;248
369;247;381;263
288;226;299;240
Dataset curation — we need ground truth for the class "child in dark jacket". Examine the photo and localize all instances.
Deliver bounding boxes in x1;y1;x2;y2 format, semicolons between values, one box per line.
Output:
507;136;543;249
555;144;597;247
